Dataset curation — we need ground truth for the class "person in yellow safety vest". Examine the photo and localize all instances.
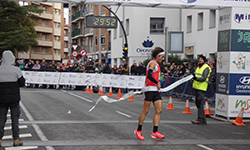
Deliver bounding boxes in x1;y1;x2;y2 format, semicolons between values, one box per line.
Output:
191;55;211;125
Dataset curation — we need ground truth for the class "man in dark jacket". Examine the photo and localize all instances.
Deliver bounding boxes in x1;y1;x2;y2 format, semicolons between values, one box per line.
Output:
0;50;25;147
136;62;146;75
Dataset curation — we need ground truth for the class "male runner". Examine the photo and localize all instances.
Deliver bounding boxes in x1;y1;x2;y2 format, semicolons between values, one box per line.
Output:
134;47;165;140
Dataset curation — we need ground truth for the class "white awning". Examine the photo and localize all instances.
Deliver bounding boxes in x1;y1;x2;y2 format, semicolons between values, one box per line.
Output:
11;0;250;9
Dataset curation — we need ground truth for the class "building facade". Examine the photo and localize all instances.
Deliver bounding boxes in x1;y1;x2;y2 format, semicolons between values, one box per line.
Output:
17;2;64;62
110;7;219;67
69;4;111;63
63;19;69;60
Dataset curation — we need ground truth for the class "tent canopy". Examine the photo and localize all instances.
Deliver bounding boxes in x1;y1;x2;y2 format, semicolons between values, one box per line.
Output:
11;0;250;9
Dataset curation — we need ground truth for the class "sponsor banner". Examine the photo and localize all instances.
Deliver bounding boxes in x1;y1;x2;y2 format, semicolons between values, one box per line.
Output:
216;73;229;95
217;30;231;52
217;52;230;73
126;76;146;89
229;74;250;95
22;71;60;85
23;71;145;89
228;96;250;117
231;8;250;30
218;8;232;31
230;52;250;73
231;30;250;51
215;93;228;117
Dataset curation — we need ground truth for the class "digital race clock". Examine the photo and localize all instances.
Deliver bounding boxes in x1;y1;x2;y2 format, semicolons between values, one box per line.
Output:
86;16;117;28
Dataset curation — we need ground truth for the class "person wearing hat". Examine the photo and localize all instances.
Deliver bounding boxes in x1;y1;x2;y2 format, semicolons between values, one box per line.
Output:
191;55;211;125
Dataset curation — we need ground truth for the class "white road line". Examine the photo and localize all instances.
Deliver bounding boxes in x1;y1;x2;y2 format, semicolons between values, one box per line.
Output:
4;125;28;130
5;146;38;150
197;144;214;150
20;101;55;150
115;111;132;118
65;91;93;103
3;133;32;140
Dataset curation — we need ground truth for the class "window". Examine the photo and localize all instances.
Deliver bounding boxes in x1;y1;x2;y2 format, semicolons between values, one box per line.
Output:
42;34;46;40
55;49;60;55
95;36;97;46
101;35;106;45
119;21;123;37
41;7;47;13
42;20;47;27
64;30;66;35
54;22;60;28
198;12;203;31
150;18;164;34
90;38;93;47
55;36;60;41
187;15;192;33
55;9;60;15
42;48;47;54
31;47;36;53
209;10;216;28
64;42;67;47
126;19;129;35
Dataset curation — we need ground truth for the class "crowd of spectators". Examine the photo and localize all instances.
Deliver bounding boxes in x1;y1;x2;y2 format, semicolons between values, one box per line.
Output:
10;57;216;84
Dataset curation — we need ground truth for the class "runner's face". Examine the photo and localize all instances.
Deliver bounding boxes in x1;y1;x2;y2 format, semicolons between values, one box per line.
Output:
156;54;165;63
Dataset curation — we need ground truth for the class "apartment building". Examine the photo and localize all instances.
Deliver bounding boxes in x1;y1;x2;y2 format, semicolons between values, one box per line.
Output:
69;4;111;62
64;19;69;60
17;2;64;62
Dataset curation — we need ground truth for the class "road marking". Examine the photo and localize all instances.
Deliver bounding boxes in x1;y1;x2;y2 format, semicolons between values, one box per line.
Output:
115;111;132;118
4;125;28;130
20;101;55;150
5;146;38;150
197;144;214;150
3;133;32;140
63;90;93;103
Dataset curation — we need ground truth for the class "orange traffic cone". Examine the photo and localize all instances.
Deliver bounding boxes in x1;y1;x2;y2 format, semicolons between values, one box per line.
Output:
89;84;94;94
205;101;213;116
183;99;192;114
98;85;104;95
85;84;89;93
166;96;175;110
128;90;135;101
231;108;245;126
117;89;122;99
107;87;114;97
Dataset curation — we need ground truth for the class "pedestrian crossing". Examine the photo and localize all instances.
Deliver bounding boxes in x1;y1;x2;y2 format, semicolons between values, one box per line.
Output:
1;110;38;150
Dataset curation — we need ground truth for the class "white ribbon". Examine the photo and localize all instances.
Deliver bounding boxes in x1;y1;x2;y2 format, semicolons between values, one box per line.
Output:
89;75;194;112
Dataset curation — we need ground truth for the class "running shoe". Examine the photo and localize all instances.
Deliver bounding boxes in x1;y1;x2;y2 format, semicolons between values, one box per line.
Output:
134;129;145;140
151;131;165;139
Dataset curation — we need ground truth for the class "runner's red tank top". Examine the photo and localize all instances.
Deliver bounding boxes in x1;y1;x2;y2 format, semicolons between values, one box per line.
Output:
146;60;160;87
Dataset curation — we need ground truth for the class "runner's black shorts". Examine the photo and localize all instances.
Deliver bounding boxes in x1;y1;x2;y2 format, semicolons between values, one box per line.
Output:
144;91;162;102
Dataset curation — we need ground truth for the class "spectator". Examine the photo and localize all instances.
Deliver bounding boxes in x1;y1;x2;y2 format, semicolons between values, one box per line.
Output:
161;61;168;74
116;64;123;74
48;63;54;70
209;63;216;84
0;50;25;147
18;60;24;70
188;63;195;74
40;62;47;71
130;61;137;75
167;62;171;69
56;62;62;71
178;63;186;77
72;63;79;71
78;64;86;72
24;61;34;71
102;63;111;74
137;62;146;75
51;61;57;69
96;62;103;73
86;63;95;73
40;58;48;67
111;64;118;74
32;61;40;70
66;60;72;71
122;60;129;75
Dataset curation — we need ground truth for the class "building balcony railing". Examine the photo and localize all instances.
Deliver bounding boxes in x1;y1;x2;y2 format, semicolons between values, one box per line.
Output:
71;11;81;21
38;12;53;20
54;41;61;49
37;39;53;47
84;28;93;36
34;26;52;33
71;28;81;37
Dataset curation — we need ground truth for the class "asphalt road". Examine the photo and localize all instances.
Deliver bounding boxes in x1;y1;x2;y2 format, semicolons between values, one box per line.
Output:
1;87;250;150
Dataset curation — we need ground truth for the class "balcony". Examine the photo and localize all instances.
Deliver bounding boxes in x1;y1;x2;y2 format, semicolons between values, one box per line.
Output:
84;28;93;37
54;14;61;23
54;28;61;36
40;2;53;6
64;36;68;41
85;5;94;16
71;28;83;38
71;11;83;22
31;54;52;60
38;12;53;20
64;47;68;53
18;52;30;59
54;53;61;61
37;39;52;47
54;3;61;9
34;26;52;33
54;41;61;49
